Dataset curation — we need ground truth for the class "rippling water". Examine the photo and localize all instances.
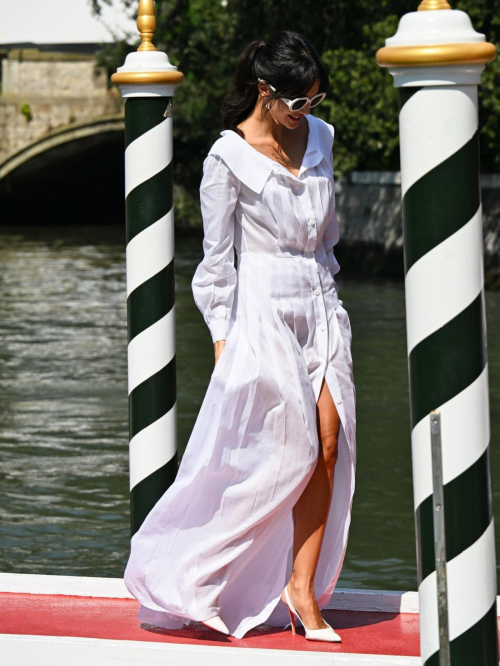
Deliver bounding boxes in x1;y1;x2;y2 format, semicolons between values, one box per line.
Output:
0;224;498;590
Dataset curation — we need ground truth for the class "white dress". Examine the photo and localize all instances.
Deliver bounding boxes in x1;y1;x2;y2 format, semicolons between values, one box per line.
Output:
123;112;357;639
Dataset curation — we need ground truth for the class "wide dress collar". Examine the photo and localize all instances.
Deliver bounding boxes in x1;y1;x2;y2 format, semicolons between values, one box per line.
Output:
208;114;325;194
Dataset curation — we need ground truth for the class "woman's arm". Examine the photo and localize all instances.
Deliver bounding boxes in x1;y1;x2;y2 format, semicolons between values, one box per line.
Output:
322;126;341;275
322;206;340;274
192;154;241;362
323;123;340;275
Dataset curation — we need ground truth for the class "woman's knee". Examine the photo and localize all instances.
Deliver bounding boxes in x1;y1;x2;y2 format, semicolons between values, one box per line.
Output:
316;380;340;467
319;428;339;470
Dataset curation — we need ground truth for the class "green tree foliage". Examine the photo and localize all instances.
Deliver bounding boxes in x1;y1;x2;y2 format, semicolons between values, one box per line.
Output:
92;0;500;223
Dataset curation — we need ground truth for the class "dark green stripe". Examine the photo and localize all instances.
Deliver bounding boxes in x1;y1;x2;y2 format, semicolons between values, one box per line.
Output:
415;494;434;586
125;97;171;149
416;445;493;583
129;356;176;440
126;161;173;244
403;131;480;274
446;444;493;563
424;599;499;666
128;261;175;343
398;86;422;112
409;291;487;430
130;455;178;537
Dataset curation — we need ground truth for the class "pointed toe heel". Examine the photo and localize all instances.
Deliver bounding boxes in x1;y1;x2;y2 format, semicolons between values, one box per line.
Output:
201;614;230;635
303;619;342;643
282;583;342;643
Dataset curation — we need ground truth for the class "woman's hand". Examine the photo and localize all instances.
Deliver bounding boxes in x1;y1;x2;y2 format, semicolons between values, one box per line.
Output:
214;340;226;366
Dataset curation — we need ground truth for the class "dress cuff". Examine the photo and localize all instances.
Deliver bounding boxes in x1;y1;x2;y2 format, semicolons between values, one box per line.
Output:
209;320;229;344
323;243;341;276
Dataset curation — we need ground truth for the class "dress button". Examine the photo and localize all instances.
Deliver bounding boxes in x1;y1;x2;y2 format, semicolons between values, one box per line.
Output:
336;397;343;405
319;324;326;331
314;287;321;296
308;219;315;226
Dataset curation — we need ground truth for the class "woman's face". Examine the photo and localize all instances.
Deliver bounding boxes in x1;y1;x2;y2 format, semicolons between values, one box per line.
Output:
259;77;321;130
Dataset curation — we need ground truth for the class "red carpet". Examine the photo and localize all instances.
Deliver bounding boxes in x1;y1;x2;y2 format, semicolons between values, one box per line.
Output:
0;592;421;656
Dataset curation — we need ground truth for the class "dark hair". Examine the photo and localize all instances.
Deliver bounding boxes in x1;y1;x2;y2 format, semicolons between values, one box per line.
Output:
221;30;329;138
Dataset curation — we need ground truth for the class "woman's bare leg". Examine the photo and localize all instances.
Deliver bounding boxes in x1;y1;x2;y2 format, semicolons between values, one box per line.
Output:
280;376;340;629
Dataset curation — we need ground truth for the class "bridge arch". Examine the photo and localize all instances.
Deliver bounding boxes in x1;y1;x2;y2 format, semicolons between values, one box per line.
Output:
0;116;125;225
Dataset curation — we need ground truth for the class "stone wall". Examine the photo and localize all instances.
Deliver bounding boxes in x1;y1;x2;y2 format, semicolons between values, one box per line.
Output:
334;171;500;289
2;50;108;98
0;49;122;161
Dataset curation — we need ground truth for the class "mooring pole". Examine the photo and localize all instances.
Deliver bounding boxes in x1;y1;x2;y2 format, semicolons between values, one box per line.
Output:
376;2;498;664
111;0;183;536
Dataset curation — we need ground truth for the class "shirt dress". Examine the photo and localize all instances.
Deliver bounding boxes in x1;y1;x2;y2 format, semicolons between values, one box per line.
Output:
123;112;357;640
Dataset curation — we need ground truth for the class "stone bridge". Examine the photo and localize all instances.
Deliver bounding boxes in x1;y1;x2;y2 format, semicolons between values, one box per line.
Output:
0;47;125;223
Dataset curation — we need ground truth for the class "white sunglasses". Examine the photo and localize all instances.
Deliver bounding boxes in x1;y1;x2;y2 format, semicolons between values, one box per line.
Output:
258;78;326;112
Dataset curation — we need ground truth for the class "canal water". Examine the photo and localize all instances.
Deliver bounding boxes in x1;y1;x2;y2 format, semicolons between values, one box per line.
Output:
0;224;498;591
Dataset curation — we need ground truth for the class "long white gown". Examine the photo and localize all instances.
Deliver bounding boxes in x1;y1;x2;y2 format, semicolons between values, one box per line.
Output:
123;112;357;639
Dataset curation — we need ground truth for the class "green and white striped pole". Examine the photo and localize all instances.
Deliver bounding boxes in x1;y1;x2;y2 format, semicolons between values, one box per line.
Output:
111;0;183;536
377;1;497;664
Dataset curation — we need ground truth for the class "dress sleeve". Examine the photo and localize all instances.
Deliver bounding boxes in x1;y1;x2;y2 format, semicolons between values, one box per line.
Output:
191;153;241;343
322;123;341;276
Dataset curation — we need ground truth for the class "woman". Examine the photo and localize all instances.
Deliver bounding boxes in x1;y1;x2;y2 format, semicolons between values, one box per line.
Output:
124;30;356;643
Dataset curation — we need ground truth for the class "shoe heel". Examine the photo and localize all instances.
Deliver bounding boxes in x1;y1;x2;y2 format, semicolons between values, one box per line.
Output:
283;583;341;643
287;607;296;635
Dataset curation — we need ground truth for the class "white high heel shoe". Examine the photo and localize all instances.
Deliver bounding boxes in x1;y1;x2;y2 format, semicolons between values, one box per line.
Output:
282;584;342;643
201;614;230;635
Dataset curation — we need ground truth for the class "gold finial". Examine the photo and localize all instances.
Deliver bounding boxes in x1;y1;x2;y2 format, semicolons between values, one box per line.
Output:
137;0;157;52
418;0;452;10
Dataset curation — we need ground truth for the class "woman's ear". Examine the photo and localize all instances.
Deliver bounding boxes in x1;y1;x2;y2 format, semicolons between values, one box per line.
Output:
257;81;271;99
